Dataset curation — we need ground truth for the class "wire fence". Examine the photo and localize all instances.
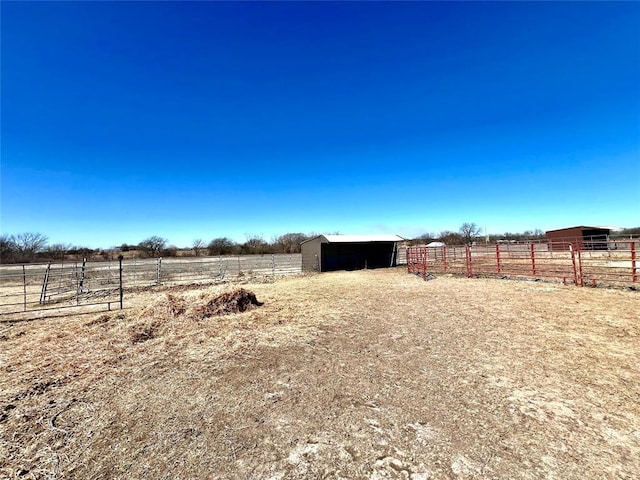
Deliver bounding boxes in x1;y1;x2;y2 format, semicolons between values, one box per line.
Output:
407;240;638;288
0;259;124;316
0;254;302;316
122;254;302;287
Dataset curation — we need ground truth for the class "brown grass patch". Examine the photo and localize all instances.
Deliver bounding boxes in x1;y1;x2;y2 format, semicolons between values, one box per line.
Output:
1;269;638;479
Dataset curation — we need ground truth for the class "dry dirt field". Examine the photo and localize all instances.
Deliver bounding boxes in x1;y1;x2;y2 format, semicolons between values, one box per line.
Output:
1;268;639;479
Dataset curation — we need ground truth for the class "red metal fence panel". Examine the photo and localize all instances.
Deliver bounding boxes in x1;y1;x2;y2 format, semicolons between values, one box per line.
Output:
407;240;638;288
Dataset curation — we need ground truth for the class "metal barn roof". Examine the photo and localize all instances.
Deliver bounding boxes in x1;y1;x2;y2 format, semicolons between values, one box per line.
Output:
302;234;404;244
546;226;611;233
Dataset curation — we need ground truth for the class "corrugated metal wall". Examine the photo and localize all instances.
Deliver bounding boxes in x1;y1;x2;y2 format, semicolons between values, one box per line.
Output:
301;237;323;272
546;227;610;250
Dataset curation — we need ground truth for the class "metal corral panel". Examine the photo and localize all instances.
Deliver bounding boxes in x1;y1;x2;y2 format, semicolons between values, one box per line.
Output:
300;234;402;272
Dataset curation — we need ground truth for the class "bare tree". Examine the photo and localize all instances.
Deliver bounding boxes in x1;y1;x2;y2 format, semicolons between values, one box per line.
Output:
47;243;73;261
242;235;269;255
162;245;178;257
10;232;49;262
411;232;437;246
207;237;237;256
0;234;16;263
192;238;205;257
273;233;309;253
138;236;168;258
438;230;463;245
459;223;482;246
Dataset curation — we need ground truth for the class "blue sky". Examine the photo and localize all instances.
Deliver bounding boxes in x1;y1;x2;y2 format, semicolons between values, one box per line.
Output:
2;1;639;248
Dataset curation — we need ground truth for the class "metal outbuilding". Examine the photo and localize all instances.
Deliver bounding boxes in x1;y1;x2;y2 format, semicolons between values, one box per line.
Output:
545;226;611;250
301;234;404;272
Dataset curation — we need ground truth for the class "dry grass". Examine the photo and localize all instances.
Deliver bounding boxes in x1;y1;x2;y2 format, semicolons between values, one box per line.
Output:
1;268;639;479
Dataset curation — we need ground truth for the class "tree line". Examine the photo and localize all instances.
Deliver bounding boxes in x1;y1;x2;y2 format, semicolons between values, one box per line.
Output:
409;223;547;247
2;226;639;264
0;232;313;264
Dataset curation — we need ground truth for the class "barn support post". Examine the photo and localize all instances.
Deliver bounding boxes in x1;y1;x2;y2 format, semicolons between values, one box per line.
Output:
390;243;397;267
631;241;637;283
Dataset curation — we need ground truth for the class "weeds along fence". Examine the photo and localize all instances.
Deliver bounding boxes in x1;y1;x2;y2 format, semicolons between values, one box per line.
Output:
407;240;638;288
0;254;302;316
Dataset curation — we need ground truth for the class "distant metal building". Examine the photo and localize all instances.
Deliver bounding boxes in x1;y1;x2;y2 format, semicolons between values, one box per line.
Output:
545;226;611;250
301;234;404;272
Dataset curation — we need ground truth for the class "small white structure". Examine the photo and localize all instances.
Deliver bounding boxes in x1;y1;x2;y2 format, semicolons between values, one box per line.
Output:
426;241;445;248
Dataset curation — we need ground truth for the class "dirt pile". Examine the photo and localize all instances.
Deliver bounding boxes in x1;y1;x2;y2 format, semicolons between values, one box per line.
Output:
129;289;263;343
192;288;264;318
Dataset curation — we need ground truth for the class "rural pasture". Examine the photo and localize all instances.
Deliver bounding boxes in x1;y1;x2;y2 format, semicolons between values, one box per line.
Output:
1;268;638;479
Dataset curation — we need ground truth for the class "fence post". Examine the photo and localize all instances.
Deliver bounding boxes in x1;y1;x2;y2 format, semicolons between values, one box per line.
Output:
40;262;51;304
569;245;578;285
272;254;276;276
530;243;536;276
577;248;584;287
75;262;80;306
23;265;27;312
496;244;501;274
421;247;427;280
465;246;472;277
156;257;162;286
443;246;447;272
119;256;124;309
78;257;86;295
632;241;637;283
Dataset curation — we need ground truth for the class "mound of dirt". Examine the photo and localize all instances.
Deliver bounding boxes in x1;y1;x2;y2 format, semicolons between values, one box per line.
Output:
127;289;263;343
192;288;263;318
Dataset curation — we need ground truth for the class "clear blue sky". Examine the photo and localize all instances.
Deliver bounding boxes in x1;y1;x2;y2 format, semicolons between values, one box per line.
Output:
2;1;639;248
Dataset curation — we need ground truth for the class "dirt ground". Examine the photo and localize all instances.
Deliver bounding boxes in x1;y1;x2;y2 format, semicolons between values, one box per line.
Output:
1;268;638;479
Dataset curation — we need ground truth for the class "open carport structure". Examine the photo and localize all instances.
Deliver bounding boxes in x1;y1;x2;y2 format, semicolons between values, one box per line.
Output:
301;234;404;272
